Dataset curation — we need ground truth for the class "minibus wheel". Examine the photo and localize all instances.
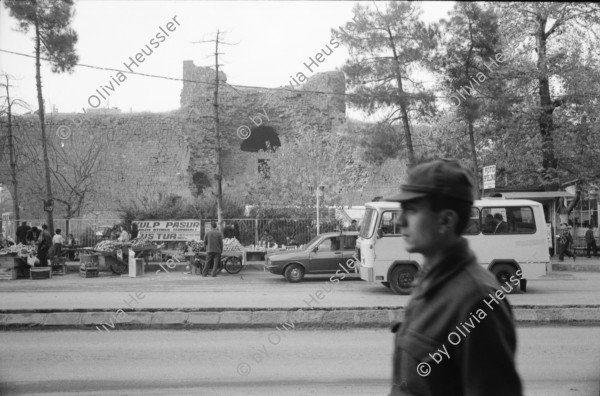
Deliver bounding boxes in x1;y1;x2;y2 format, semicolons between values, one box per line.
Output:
389;266;416;295
492;263;518;290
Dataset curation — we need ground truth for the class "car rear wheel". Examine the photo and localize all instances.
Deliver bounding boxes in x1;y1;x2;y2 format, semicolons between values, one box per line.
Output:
284;264;305;283
389;266;417;295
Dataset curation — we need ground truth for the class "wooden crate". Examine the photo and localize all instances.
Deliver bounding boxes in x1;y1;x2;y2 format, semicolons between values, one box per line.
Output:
0;268;16;280
0;255;16;269
30;267;52;280
79;267;99;278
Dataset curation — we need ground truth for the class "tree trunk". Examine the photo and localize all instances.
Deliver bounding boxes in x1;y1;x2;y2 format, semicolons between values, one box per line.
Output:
536;14;559;191
4;76;20;223
34;13;54;233
558;190;581;225
467;119;480;197
387;28;415;167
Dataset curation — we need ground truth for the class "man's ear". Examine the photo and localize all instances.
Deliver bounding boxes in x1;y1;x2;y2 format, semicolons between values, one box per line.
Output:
439;209;458;234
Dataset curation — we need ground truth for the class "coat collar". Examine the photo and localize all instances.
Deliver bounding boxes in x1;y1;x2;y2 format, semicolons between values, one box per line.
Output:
413;237;476;299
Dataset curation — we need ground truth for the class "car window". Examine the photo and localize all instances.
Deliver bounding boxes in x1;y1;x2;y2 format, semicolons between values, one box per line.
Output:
318;237;340;251
342;235;357;250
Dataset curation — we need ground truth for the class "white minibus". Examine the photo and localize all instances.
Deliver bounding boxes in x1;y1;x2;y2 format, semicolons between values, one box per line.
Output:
355;198;550;294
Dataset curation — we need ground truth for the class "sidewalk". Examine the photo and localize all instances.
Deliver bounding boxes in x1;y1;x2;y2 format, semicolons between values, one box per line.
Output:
2;261;600;329
551;254;600;272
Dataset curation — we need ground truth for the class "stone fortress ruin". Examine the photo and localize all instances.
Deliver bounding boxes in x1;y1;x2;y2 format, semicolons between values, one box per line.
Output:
0;61;347;218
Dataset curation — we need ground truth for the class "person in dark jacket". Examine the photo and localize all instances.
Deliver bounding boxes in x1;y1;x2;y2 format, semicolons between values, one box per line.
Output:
16;222;31;245
37;224;53;267
386;159;522;396
558;227;576;261
493;213;508;233
26;227;40;245
585;225;597;257
131;223;139;239
202;221;223;277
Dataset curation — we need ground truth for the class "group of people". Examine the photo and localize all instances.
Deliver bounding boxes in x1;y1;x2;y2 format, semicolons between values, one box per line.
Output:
482;213;508;233
15;221;77;267
558;223;598;261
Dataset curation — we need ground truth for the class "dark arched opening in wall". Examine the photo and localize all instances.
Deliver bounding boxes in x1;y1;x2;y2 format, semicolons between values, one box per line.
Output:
240;125;281;153
192;171;211;196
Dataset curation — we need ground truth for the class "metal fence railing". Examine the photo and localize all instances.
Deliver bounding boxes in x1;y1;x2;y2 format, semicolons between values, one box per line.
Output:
212;218;342;246
4;217;344;247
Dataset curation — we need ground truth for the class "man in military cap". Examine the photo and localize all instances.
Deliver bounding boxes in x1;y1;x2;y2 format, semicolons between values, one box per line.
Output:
387;159;522;396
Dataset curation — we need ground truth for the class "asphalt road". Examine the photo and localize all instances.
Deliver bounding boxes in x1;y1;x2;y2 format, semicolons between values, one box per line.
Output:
1;270;600;311
0;327;598;395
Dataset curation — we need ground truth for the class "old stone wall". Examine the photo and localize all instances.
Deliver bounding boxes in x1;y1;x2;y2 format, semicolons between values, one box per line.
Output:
180;60;346;195
0;112;192;218
0;60;347;218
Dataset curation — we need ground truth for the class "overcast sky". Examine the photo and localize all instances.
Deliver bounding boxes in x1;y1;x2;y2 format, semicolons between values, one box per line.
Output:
0;1;454;120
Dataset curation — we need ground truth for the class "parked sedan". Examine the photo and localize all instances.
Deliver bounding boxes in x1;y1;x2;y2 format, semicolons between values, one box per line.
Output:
264;232;359;282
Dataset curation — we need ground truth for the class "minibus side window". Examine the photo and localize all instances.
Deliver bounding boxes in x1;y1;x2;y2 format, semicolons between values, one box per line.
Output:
380;211;402;236
481;207;536;234
464;207;480;235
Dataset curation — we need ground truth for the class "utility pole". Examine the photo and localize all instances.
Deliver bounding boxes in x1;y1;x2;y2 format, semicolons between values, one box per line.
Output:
213;31;223;229
192;30;237;230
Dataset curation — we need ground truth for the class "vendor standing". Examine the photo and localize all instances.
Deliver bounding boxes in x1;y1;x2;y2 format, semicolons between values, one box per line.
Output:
16;222;30;245
66;234;76;260
27;226;40;246
52;229;64;259
118;225;130;242
37;225;52;267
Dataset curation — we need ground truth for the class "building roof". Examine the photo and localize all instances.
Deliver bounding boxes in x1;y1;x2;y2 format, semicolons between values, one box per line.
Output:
498;191;574;201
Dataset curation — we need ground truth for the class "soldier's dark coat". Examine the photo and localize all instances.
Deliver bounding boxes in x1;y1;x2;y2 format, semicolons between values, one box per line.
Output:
390;238;522;396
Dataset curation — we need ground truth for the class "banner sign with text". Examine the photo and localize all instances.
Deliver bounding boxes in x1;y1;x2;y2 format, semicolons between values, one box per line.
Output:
132;220;201;241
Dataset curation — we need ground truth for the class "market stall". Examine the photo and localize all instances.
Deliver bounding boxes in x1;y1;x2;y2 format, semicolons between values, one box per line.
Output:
88;237;160;275
0;243;40;279
183;239;244;275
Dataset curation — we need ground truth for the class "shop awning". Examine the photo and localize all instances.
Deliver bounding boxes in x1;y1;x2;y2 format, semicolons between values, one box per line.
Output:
499;191;574;201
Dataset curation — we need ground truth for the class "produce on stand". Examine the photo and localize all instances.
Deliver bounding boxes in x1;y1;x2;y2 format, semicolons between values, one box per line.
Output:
223;237;243;252
0;243;37;258
93;240;118;252
0;243;37;279
90;237;159;275
130;236;156;248
185;240;204;253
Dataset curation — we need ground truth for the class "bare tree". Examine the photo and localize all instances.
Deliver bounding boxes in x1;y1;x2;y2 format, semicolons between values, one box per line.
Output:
0;74;31;223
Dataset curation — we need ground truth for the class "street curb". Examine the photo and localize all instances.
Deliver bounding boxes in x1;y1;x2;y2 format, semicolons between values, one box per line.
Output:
2;305;600;330
552;263;600;272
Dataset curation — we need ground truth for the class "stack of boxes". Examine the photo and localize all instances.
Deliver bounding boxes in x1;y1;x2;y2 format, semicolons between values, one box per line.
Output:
79;254;100;278
0;255;17;280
